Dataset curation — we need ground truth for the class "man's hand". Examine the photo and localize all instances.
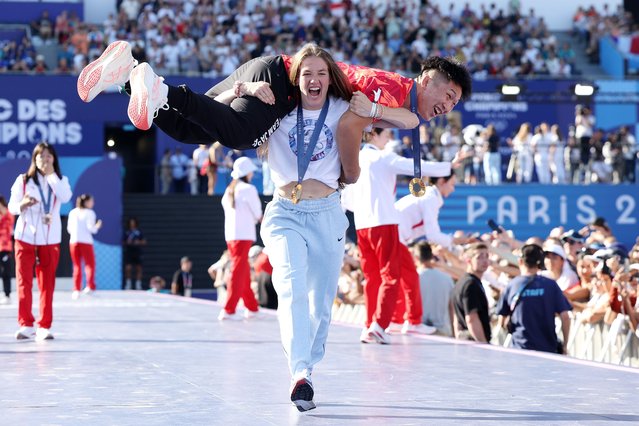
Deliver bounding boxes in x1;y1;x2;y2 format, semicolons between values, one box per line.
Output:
239;82;275;105
349;91;374;118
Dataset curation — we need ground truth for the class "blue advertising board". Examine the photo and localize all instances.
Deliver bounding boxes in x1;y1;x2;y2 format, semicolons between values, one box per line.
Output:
458;79;579;139
433;184;639;249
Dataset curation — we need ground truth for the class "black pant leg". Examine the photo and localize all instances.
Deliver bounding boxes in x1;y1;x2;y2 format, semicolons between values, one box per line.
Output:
0;251;11;296
154;56;296;150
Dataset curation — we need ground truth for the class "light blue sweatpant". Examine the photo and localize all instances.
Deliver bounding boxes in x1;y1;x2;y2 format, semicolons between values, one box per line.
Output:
260;191;348;379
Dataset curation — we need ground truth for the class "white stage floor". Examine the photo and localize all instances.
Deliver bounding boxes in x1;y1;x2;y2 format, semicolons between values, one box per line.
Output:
1;291;638;425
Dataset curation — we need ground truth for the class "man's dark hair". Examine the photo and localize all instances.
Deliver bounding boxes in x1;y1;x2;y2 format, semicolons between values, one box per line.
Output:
420;56;472;100
521;244;545;269
415;241;434;262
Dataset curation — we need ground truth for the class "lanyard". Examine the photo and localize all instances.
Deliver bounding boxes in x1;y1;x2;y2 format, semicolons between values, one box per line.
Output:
409;84;425;196
296;98;330;183
37;179;52;214
292;98;330;203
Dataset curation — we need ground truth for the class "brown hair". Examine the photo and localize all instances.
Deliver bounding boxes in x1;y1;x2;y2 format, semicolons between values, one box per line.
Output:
25;142;62;184
287;43;352;103
76;193;92;208
224;175;251;209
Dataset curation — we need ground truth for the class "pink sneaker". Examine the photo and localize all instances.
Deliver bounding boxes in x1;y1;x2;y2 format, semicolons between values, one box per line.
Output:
127;62;169;131
77;40;136;102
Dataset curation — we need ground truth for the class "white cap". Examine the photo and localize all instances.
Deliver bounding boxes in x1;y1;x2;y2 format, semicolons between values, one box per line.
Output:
543;243;566;260
230;157;257;179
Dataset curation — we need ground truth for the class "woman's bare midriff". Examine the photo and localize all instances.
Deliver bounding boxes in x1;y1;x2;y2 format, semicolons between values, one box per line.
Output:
277;179;336;200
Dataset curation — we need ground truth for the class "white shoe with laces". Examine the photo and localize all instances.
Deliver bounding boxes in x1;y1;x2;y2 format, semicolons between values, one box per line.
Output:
401;322;437;335
77;40;137;102
15;326;35;340
244;309;261;320
0;294;10;305
385;321;404;334
367;321;391;345
71;290;81;300
359;327;374;343
82;287;96;296
35;328;54;341
217;310;242;321
127;62;169;131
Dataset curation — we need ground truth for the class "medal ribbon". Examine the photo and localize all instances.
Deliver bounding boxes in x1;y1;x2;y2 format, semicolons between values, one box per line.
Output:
409;84;425;196
36;179;52;214
296;98;330;187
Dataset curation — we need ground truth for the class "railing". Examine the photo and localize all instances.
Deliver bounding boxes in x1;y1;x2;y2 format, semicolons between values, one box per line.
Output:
331;303;639;368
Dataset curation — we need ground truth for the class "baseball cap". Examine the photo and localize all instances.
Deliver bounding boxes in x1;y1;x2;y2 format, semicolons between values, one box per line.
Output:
230;157;257;179
543;243;566;260
561;229;585;244
521;244;545;268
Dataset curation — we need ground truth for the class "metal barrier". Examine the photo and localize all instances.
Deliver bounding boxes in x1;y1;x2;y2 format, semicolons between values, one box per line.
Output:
495;313;639;367
332;303;639;368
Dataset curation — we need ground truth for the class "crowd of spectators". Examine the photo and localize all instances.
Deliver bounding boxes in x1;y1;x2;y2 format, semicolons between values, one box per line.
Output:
212;211;639;356
574;3;637;66
0;0;587;78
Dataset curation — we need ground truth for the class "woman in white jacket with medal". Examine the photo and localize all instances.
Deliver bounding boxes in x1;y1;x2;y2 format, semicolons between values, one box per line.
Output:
8;142;72;341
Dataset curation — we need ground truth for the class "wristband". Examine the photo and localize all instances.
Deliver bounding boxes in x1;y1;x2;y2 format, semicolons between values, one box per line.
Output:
369;102;378;118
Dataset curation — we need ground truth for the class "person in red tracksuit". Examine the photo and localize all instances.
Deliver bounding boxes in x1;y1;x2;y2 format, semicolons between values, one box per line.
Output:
342;129;458;344
0;196;14;305
219;157;263;320
67;194;102;300
8;142;72;341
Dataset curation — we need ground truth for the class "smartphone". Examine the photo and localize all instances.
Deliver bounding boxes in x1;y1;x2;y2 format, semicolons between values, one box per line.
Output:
487;219;503;234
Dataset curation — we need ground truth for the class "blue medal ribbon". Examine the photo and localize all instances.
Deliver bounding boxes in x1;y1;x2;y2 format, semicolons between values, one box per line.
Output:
36;178;52;215
409;84;425;196
294;98;330;193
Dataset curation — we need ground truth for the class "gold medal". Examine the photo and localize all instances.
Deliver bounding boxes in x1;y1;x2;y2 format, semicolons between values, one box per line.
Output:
409;177;426;197
291;183;302;204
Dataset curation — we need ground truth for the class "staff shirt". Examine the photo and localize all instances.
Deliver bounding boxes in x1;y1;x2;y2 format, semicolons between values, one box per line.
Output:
344;144;451;230
8;173;72;245
67;207;100;244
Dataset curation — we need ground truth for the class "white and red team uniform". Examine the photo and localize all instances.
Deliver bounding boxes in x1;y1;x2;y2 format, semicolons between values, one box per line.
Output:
342;146;451;333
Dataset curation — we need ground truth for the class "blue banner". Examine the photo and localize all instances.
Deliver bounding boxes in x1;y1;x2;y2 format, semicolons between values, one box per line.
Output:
434;184;639;249
458;79;578;139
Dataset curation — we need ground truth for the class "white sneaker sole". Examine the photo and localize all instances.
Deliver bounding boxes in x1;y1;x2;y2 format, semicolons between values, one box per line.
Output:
77;41;135;102
128;63;165;131
368;329;391;345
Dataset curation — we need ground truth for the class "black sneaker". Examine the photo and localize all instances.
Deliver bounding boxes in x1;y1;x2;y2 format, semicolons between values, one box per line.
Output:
290;378;316;412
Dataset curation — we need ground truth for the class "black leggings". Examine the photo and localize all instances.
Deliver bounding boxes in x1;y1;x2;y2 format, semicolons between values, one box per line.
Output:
153;55;296;150
0;251;11;296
